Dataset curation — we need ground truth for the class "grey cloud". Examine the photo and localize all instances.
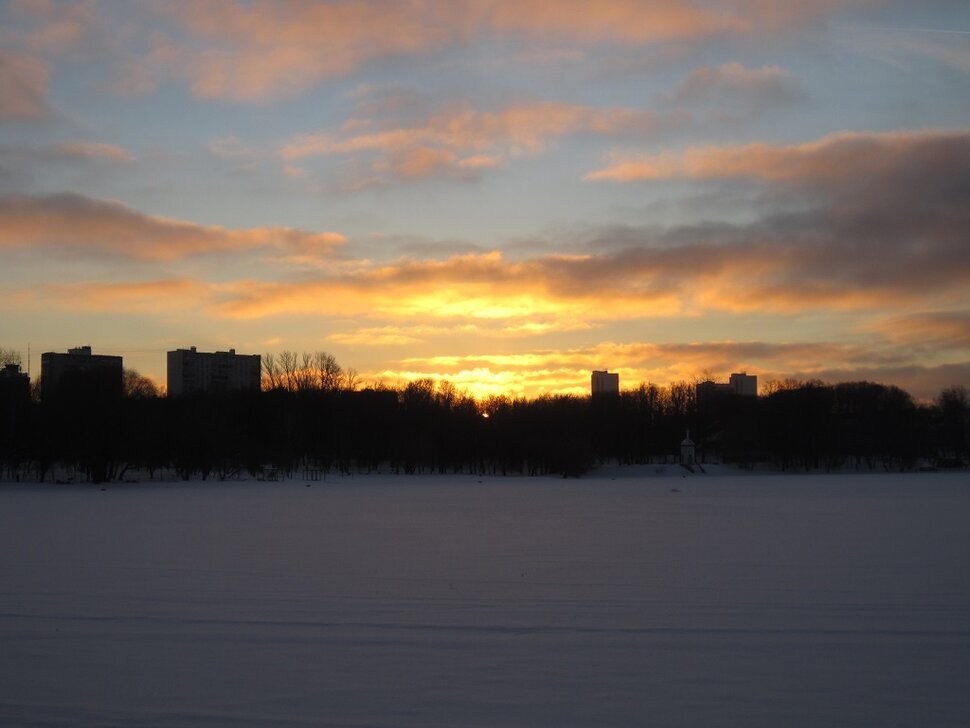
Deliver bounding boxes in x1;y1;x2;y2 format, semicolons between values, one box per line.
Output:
576;130;970;307
670;63;806;107
0;51;52;121
0;191;346;262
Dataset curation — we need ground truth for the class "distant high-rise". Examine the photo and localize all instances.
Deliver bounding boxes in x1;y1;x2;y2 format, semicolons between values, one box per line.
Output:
167;347;261;397
40;346;123;402
729;372;758;397
591;370;619;397
0;363;31;439
696;372;758;403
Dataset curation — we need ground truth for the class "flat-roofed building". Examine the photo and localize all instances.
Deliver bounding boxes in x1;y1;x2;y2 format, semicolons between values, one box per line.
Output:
40;346;123;402
591;370;620;397
729;372;758;397
167;347;261;397
0;362;29;393
696;372;758;404
0;362;31;440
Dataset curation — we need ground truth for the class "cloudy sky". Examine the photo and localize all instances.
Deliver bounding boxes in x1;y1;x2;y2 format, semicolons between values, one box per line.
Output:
2;0;969;399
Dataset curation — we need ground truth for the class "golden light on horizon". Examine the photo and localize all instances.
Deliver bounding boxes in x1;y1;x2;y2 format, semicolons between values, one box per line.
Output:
2;2;966;405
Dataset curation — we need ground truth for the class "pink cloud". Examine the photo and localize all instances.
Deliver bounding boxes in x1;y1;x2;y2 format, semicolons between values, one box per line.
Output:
0;192;347;262
281;100;675;186
206;136;255;159
670;62;805;106
586;128;969;182
5;0;96;53
8;123;968;324
160;0;458;102
477;0;747;43
0;51;51;119
281;101;640;159
1;0;881;105
47;141;135;163
101;0;877;102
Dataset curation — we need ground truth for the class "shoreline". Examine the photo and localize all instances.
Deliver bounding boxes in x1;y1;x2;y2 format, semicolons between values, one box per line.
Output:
1;461;966;488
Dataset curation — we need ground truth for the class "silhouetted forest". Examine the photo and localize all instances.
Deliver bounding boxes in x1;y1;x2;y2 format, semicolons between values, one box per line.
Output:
1;351;967;483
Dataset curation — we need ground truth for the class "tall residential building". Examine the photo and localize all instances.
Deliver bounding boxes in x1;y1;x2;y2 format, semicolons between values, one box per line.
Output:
0;363;31;439
729;372;758;397
696;372;759;403
167;347;261;397
591;370;620;397
40;346;123;402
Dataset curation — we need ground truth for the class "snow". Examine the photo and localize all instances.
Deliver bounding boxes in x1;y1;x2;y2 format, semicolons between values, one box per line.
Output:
1;471;969;726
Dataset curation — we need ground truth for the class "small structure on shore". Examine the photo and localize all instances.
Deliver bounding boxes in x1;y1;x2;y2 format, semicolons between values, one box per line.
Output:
680;430;696;466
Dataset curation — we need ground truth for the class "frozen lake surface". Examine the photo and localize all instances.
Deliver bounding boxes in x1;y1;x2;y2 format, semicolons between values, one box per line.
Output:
2;471;969;726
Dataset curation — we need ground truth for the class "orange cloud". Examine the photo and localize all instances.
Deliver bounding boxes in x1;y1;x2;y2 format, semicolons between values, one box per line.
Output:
370;337;907;399
327;319;593;346
211;204;968;322
0;192;347;262
400;340;881;374
328;324;481;347
211;251;687;322
368;365;590;400
15;234;959;332
8;126;969;326
7;278;213;313
868;311;970;349
6;123;967;346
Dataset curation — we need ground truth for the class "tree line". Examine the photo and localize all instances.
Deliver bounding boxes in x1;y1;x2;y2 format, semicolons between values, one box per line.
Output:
0;349;967;483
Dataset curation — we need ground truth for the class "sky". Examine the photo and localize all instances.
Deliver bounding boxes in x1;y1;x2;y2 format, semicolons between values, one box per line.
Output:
2;0;969;400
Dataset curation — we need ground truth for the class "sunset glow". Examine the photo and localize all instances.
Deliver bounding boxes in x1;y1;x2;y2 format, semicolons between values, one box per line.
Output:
2;1;969;399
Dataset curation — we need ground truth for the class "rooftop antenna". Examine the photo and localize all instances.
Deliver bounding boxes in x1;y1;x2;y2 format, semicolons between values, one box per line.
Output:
27;342;30;377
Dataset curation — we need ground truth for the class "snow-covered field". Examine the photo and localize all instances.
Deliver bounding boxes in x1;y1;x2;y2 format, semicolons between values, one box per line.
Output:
1;471;968;727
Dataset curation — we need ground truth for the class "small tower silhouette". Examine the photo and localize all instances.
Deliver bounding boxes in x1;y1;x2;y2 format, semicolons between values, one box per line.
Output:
680;429;695;466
